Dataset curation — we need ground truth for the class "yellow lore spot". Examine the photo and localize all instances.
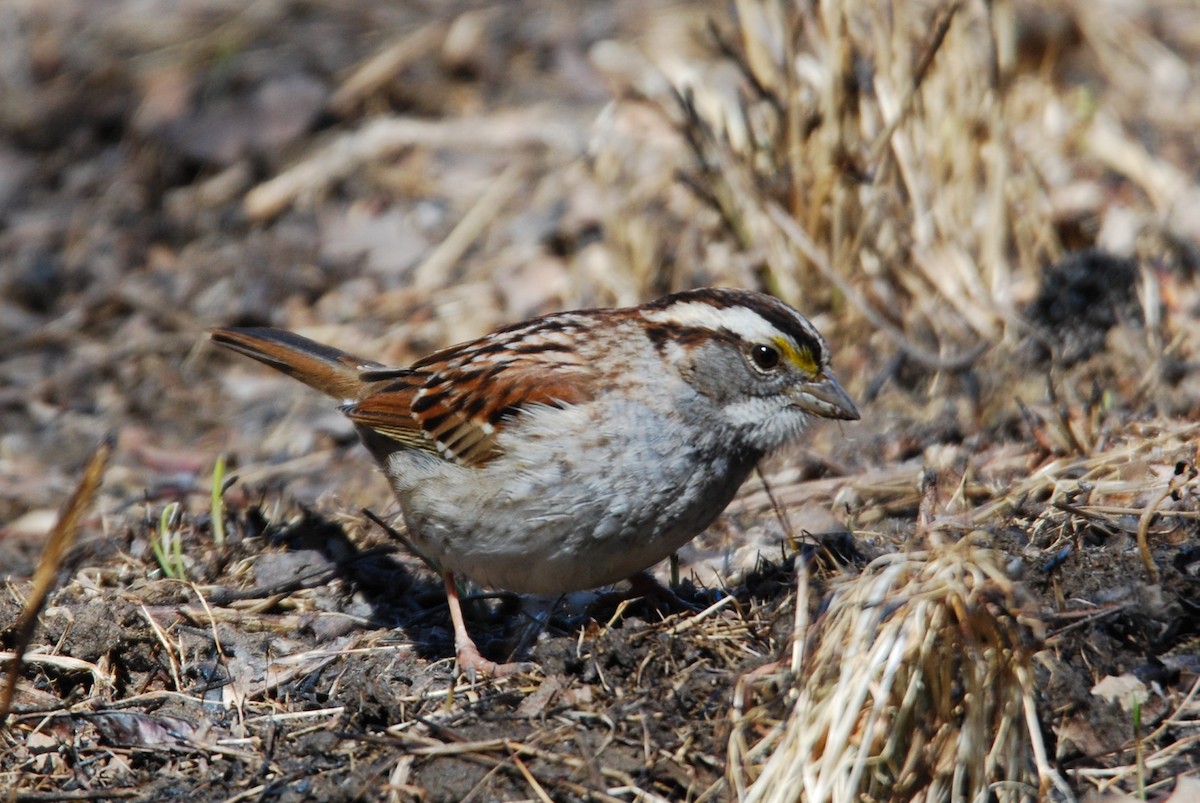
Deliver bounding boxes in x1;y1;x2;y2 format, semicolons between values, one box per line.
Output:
775;337;818;375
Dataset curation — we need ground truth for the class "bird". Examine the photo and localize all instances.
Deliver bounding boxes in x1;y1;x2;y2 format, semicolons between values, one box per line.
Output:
210;287;859;678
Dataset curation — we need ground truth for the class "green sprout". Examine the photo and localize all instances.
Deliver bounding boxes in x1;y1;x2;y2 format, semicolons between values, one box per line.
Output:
210;453;227;547
152;502;186;580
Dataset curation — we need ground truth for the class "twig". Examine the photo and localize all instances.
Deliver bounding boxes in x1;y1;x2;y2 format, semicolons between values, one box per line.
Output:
1135;484;1172;584
328;21;449;115
413;164;525;289
9;791;140;801
867;1;964;167
1;435;114;723
244;111;582;220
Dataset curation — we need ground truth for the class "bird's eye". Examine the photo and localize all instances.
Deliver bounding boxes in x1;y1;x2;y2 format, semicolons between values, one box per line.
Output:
750;344;781;372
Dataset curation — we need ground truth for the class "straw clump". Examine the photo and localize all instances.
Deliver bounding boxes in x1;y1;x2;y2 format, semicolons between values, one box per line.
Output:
740;539;1060;803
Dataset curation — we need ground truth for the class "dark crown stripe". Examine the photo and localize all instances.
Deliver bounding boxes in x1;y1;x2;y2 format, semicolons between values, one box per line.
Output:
651;287;826;362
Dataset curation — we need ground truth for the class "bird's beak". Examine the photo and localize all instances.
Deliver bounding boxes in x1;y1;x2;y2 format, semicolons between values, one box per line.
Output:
792;373;860;421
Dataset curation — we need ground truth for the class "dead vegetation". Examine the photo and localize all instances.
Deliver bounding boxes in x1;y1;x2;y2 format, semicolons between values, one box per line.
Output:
733;542;1056;802
2;0;1200;800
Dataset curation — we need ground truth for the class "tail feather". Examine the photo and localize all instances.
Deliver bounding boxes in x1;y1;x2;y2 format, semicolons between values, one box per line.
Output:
209;327;385;401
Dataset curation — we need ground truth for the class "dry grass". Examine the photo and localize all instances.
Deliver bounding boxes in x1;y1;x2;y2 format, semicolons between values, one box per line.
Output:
732;540;1059;802
598;0;1197;396
621;0;1053;347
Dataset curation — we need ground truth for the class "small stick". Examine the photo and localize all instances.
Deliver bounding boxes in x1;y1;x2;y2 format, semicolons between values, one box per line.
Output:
1;435;114;722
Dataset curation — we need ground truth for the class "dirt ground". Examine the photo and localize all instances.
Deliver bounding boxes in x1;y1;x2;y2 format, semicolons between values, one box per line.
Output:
2;1;1199;801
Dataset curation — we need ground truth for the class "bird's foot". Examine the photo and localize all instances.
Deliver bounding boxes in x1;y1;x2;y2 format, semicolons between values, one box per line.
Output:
443;570;536;681
454;641;536;682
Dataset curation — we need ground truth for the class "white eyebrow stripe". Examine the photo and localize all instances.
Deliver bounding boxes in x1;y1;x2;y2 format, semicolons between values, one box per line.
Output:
642;302;786;343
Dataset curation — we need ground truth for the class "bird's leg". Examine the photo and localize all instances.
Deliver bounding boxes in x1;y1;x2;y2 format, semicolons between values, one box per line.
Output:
626;570;702;613
442;571;535;681
590;570;703;620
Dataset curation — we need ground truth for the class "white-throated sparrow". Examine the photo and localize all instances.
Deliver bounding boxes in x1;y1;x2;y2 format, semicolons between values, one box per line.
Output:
210;287;858;678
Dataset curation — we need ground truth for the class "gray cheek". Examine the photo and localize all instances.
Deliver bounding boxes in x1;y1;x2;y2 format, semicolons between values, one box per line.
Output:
681;343;755;404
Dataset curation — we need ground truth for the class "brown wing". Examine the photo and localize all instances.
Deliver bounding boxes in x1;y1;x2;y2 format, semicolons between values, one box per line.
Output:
410;358;594;466
345;310;607;466
342;374;434;455
348;319;599;467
